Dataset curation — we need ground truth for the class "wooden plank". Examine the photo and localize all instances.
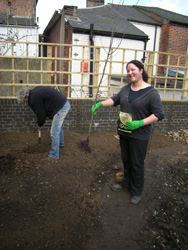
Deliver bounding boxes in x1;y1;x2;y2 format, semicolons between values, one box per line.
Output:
93;48;100;95
47;45;52;84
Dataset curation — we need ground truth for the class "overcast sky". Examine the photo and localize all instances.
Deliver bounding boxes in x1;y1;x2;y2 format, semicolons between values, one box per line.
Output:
36;0;188;34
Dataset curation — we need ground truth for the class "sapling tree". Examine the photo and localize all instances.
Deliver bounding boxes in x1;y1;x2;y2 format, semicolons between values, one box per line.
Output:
80;30;122;151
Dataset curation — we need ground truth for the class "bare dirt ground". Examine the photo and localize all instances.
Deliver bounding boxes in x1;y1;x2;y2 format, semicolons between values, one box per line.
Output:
0;130;188;250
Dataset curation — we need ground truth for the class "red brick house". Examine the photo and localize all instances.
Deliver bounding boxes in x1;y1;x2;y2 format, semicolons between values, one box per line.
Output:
135;6;188;67
0;0;39;56
0;0;38;18
43;4;188;59
41;3;188;97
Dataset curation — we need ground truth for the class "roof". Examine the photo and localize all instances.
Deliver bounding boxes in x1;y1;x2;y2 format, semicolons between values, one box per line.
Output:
43;4;188;39
108;4;160;25
69;5;157;40
135;6;188;26
0;13;37;27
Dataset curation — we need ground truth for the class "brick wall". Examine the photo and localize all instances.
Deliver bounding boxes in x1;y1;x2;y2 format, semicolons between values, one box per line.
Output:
0;99;188;134
0;0;34;17
46;14;73;86
47;18;61;44
86;0;104;7
159;23;188;66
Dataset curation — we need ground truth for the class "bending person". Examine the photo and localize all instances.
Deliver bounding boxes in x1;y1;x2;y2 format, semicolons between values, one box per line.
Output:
16;86;70;160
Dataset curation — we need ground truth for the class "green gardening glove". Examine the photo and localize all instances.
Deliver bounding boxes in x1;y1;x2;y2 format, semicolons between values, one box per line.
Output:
125;120;144;130
91;102;103;115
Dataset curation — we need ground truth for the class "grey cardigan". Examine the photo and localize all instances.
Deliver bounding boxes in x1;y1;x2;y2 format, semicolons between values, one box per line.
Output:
111;84;165;140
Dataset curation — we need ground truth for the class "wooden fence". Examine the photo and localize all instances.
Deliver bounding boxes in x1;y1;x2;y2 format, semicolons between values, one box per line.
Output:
0;40;188;101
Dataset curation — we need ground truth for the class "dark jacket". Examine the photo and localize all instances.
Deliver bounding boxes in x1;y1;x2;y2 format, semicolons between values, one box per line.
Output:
28;86;67;127
111;84;165;140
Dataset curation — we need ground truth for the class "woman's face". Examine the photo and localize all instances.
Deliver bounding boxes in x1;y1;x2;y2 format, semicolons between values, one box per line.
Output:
126;63;143;83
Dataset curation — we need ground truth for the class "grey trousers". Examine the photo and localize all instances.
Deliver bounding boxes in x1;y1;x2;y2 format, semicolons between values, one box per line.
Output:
120;136;149;196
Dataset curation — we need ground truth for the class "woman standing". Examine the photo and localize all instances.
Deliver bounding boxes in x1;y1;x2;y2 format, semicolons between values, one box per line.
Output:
92;60;165;204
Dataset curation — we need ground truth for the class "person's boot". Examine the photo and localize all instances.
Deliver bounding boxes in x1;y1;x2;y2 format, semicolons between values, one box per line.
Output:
130;195;141;204
111;182;129;191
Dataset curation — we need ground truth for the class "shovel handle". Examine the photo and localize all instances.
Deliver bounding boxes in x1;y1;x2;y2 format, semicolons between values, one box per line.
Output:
38;128;41;138
38;128;41;144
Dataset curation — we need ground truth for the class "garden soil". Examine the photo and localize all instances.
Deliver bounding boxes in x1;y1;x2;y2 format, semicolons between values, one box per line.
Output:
0;130;188;250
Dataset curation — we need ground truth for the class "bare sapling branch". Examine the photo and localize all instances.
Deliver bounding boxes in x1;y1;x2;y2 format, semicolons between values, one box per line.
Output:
79;32;115;152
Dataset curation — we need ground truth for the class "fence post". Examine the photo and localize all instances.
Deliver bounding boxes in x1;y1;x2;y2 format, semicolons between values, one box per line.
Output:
147;52;154;84
47;45;52;84
182;47;188;100
60;8;65;86
93;48;100;95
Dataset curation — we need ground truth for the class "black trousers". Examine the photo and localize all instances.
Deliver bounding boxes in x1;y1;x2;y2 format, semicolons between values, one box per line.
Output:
120;136;149;196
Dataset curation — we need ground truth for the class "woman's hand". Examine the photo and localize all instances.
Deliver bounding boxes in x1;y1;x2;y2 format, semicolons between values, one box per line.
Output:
91;102;103;115
126;120;144;130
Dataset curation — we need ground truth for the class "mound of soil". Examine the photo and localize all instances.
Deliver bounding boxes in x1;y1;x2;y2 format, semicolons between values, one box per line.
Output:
0;131;187;250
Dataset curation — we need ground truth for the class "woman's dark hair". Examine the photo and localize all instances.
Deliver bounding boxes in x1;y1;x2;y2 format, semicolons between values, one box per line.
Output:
126;60;148;82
